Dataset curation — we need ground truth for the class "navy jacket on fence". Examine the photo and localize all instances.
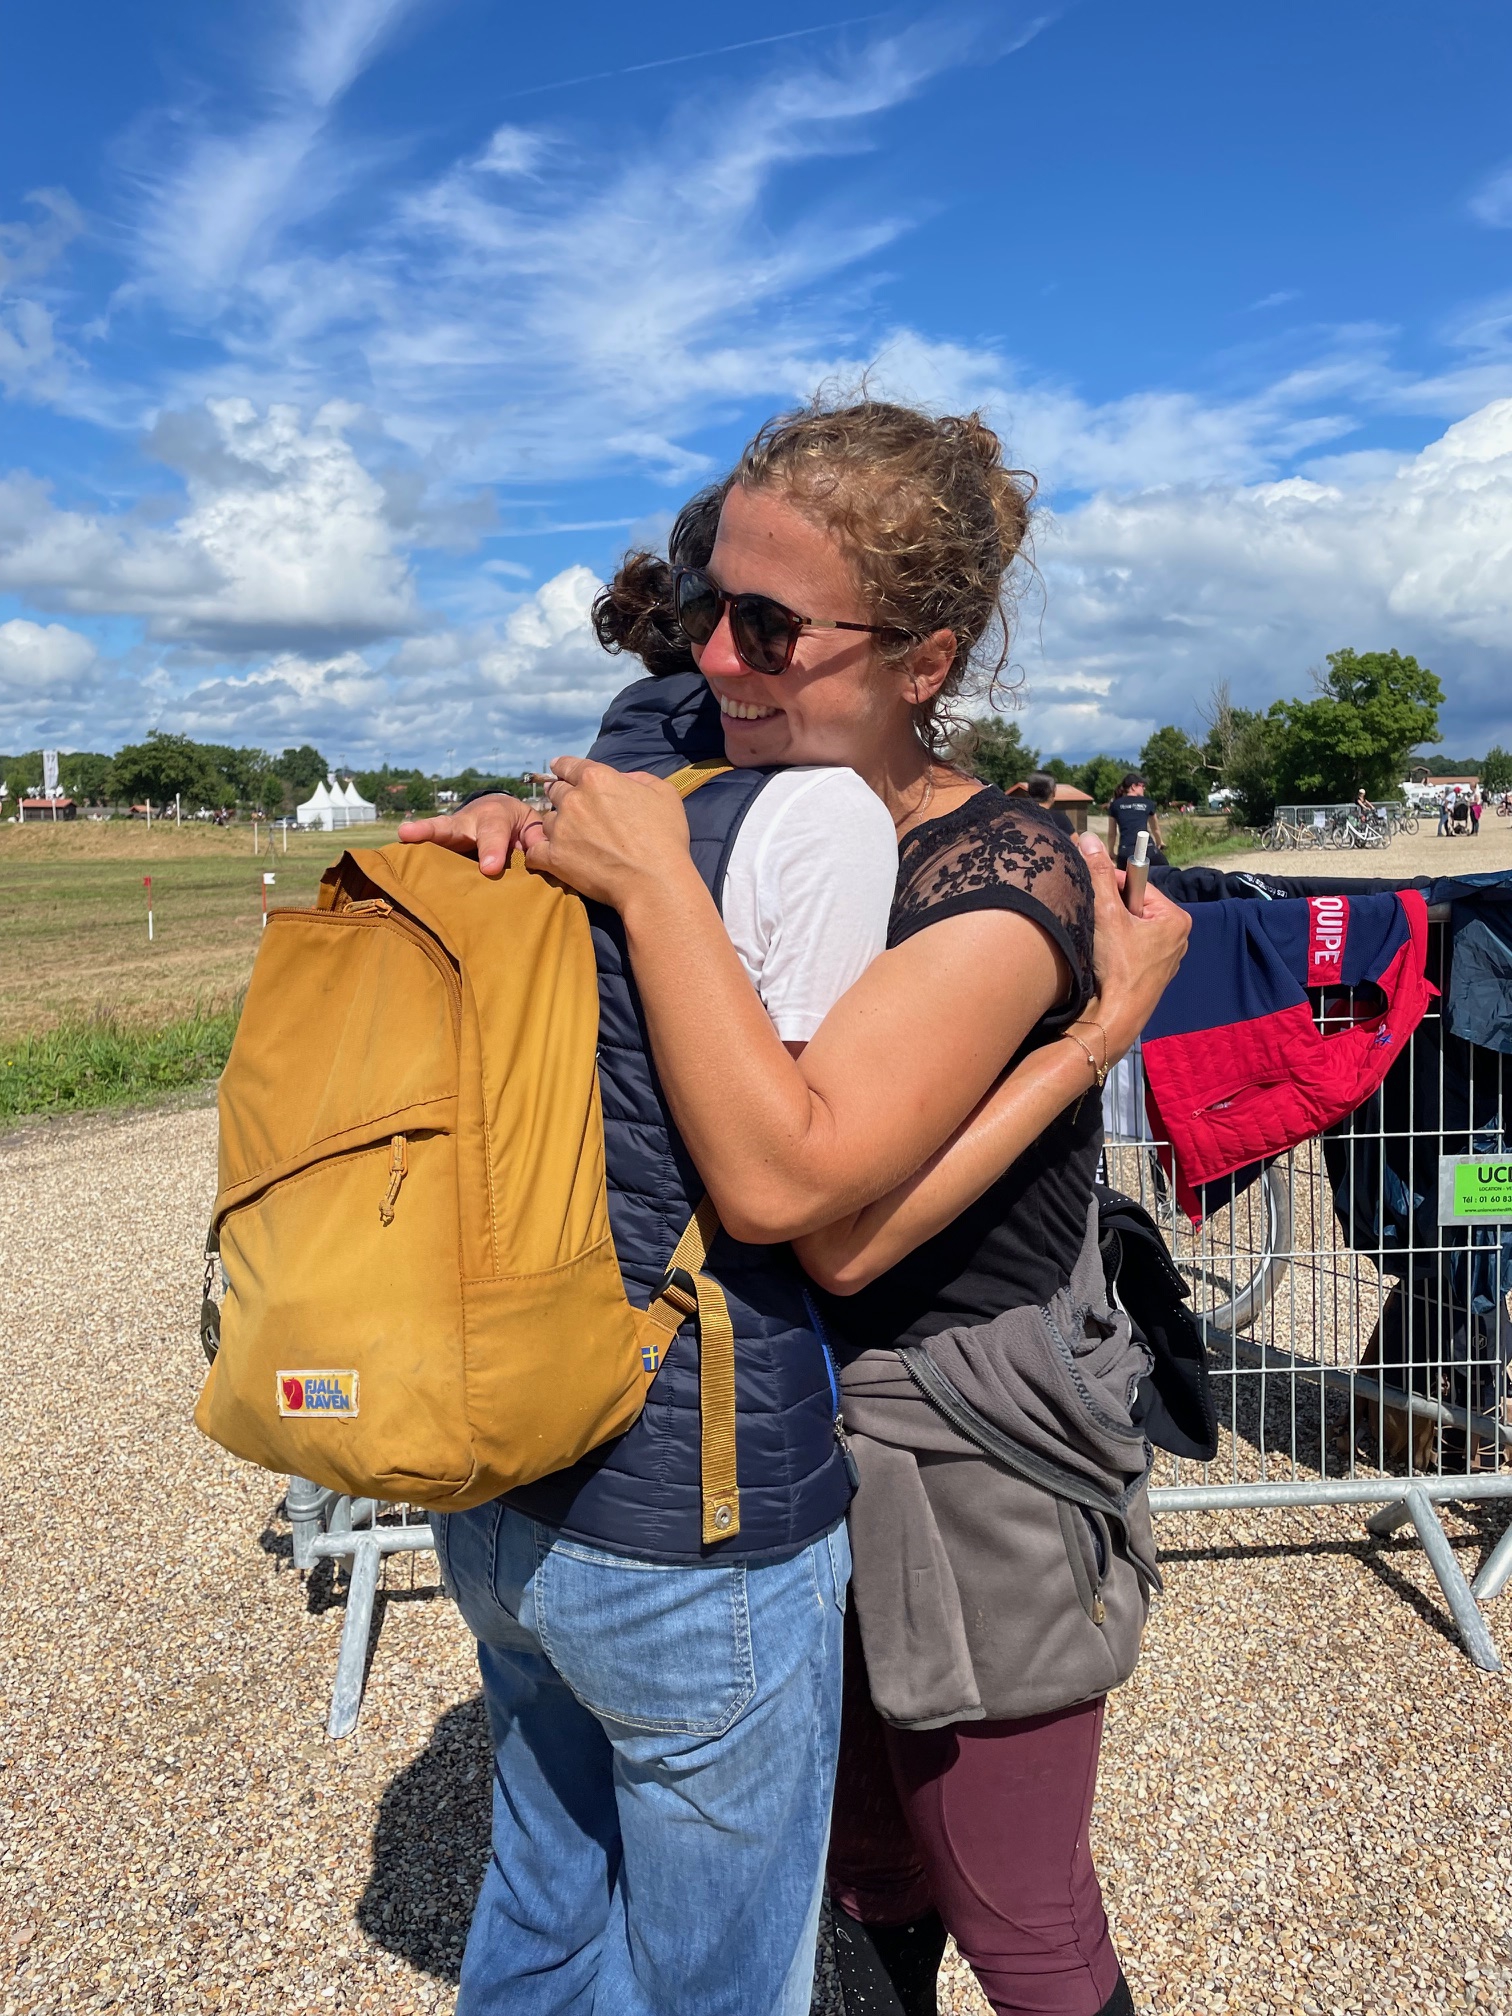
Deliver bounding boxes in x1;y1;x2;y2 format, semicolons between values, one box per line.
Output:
507;673;854;1562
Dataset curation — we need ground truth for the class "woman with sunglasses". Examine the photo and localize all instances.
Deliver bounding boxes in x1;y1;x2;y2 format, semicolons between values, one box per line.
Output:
406;400;1189;2016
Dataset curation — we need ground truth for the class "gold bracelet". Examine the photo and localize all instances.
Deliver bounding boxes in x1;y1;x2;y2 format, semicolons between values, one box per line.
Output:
1063;1020;1109;1089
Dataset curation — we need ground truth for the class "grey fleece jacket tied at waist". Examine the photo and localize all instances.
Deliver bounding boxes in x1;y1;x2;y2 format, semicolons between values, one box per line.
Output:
840;1202;1161;1729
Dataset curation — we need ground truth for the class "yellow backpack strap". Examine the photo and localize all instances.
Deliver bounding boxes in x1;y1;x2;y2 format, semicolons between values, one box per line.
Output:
643;1195;741;1545
667;758;732;799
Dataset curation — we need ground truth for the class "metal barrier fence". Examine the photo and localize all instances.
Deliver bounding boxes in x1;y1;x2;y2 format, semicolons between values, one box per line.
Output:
285;1478;438;1737
1104;905;1512;1671
283;906;1509;1728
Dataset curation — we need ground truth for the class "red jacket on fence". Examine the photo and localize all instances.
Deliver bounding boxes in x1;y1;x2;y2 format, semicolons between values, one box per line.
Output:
1141;891;1434;1222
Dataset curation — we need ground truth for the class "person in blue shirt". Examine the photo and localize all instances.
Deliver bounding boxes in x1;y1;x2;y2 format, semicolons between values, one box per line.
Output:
1105;774;1165;869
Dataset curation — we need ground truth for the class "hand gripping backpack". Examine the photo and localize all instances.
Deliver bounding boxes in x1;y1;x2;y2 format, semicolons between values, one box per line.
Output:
195;762;744;1543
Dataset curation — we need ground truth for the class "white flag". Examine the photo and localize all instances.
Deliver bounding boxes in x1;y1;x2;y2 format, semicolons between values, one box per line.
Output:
42;749;59;796
263;873;277;885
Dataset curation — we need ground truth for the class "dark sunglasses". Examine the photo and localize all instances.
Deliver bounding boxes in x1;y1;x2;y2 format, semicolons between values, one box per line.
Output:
672;566;913;676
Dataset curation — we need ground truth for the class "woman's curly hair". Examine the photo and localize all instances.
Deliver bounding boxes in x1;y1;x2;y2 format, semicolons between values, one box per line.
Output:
592;396;1036;752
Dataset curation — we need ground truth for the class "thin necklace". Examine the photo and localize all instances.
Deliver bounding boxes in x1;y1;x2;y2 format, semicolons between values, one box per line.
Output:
895;766;935;832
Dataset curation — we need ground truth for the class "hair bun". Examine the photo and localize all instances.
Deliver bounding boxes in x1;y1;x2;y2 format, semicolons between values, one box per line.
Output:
590;482;728;678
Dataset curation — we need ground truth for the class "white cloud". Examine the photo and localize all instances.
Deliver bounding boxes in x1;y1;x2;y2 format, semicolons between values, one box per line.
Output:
104;13;1056;485
0;190;83;403
0;567;611;769
1017;399;1512;756
0;398;418;648
0;619;102;743
153;567;612;768
475;126;547;179
1470;162;1512;229
127;0;422;305
0;618;98;687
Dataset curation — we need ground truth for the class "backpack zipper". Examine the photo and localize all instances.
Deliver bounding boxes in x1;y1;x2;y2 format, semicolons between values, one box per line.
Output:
803;1289;860;1493
378;1134;408;1224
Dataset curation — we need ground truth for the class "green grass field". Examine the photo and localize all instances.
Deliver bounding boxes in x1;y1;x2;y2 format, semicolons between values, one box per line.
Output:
0;820;402;1120
0;819;397;1045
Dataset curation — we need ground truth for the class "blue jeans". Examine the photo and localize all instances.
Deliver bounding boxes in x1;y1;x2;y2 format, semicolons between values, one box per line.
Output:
433;1503;850;2016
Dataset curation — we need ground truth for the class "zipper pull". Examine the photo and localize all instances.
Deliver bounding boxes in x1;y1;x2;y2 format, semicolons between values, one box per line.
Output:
378;1135;408;1224
348;897;394;916
834;1414;861;1494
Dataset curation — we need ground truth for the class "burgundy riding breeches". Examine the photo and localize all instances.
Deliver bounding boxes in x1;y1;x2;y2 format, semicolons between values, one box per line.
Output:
827;1614;1122;2016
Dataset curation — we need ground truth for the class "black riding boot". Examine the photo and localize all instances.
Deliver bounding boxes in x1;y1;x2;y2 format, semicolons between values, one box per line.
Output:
829;1901;946;2016
1095;1969;1137;2016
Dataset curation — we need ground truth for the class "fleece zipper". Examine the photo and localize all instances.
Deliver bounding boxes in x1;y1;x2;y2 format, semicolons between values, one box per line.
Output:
802;1290;861;1494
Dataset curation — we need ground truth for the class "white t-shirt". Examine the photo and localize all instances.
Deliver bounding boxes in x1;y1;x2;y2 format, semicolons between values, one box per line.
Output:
718;768;898;1043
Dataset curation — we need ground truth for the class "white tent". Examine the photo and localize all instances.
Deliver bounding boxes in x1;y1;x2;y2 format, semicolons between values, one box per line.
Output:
337;778;376;825
296;779;334;830
296;776;377;830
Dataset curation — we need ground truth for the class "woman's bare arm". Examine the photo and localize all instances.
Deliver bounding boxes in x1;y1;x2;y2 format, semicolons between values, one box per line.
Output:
793;843;1180;1289
794;1035;1098;1291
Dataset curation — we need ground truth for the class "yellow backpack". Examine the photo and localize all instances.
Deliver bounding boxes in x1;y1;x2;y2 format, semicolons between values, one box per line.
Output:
195;763;743;1543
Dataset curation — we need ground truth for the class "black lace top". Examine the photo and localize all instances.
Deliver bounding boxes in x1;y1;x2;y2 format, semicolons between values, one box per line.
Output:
889;786;1094;1001
820;787;1103;1357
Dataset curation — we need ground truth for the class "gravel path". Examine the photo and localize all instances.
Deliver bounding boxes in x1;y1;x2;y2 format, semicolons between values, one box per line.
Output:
3;1107;1510;2015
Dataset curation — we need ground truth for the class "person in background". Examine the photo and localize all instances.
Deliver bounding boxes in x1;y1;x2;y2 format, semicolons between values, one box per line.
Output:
1025;770;1074;835
1437;791;1452;838
1105;774;1165;869
1471;782;1484;836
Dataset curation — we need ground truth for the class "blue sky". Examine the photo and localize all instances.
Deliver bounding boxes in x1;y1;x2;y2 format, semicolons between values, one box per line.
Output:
2;0;1511;769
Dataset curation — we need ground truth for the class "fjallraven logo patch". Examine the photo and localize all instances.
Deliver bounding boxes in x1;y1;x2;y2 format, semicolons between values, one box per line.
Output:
277;1370;359;1417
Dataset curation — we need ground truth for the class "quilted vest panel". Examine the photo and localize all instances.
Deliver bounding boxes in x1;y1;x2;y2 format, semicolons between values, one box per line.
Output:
507;674;854;1560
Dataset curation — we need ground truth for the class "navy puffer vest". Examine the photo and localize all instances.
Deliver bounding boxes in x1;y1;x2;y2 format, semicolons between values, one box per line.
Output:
507;673;854;1562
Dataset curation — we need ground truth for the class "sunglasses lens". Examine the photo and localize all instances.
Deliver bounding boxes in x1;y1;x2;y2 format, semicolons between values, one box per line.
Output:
675;571;722;646
732;594;796;674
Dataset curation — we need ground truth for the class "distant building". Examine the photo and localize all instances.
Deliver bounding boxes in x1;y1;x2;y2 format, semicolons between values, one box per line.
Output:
19;796;77;821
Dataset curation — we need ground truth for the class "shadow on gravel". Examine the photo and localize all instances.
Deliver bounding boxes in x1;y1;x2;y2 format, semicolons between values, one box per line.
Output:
359;1695;493;1980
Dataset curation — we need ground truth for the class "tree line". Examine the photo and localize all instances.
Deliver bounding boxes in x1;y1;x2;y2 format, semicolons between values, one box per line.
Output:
0;732;530;816
8;648;1505;826
963;648;1511;821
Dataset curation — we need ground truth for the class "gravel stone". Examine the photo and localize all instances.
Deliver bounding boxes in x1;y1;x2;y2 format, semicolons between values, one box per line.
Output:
3;1105;1509;2015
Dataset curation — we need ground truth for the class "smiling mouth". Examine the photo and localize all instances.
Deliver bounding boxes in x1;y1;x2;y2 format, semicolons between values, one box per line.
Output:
716;693;781;722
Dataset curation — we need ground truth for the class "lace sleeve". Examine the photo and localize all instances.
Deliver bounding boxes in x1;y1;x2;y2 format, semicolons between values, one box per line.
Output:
887;789;1095;1021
